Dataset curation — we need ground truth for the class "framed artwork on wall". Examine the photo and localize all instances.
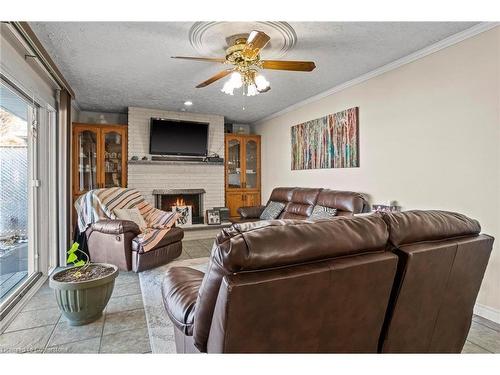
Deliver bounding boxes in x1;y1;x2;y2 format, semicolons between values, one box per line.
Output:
291;106;359;170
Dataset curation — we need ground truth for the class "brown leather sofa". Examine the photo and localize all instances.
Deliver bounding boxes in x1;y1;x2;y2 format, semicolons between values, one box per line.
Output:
161;210;493;353
86;220;183;273
236;187;369;222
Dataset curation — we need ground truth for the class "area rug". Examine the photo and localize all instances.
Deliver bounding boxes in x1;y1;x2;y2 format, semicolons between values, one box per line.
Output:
138;257;208;353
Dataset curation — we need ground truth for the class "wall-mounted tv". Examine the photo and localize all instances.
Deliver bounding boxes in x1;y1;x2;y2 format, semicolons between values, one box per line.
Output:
149;118;209;156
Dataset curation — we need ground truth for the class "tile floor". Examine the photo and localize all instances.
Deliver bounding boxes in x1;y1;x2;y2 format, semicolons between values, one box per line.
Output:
1;238;499;354
0;239;213;354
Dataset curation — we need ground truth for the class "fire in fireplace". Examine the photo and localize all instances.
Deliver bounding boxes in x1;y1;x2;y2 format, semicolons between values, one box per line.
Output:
153;189;205;225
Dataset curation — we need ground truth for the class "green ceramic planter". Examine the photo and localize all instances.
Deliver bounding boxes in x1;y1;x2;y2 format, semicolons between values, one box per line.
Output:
49;263;118;326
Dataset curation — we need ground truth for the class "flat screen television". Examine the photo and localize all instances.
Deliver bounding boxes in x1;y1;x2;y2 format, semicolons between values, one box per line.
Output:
149;118;209;156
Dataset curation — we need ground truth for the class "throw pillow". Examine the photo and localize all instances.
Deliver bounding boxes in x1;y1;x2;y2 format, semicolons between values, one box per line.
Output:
310;205;338;220
260;201;286;220
113;208;147;231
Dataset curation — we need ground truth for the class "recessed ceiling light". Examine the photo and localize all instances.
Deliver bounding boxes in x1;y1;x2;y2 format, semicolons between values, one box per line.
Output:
184;100;193;106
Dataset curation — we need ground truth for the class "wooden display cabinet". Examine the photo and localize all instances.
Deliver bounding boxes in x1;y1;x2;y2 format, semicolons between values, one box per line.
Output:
72;123;128;205
224;134;261;218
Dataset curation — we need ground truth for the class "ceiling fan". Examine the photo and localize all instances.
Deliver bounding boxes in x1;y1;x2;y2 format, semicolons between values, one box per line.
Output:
172;30;316;96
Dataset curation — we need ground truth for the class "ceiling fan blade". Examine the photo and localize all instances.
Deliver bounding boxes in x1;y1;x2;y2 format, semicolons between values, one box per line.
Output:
261;60;316;72
242;30;271;59
196;69;233;88
171;56;226;64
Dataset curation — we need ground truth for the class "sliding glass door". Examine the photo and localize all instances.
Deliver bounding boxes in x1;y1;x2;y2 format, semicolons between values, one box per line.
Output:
0;82;38;308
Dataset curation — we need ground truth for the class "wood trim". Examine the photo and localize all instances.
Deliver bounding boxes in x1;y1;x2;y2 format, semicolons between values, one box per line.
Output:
14;22;76;98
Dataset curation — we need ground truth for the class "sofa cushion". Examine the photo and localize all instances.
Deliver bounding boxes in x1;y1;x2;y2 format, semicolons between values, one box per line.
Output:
310;205;338;220
113;208;147;231
316;189;367;214
268;187;294;203
382;210;481;246
132;226;184;253
162;267;204;335
260;201;286;220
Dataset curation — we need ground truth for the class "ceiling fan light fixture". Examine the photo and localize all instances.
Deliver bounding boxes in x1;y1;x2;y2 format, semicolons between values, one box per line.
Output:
245;84;258;97
221;80;235;95
255;74;270;92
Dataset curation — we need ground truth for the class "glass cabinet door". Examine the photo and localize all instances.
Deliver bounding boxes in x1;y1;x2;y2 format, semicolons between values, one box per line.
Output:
245;139;259;189
102;130;124;188
226;137;242;188
76;129;98;193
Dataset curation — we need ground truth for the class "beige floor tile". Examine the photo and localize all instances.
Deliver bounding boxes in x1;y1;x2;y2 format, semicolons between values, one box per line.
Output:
45;337;101;354
0;325;54;353
115;271;140;286
111;281;142;298
21;291;59;312
461;340;491;353
106;293;145;314
103;308;147;335
467;321;500;353
100;327;151;353
5;307;61;333
47;315;104;347
472;315;500;333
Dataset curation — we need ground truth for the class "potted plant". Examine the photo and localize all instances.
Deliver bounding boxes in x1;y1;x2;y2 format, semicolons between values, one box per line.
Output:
49;242;118;326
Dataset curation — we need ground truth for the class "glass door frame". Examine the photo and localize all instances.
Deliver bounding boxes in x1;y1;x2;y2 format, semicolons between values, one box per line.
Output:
0;77;41;318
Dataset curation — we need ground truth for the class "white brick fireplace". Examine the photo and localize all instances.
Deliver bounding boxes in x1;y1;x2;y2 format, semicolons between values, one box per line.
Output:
127;107;225;213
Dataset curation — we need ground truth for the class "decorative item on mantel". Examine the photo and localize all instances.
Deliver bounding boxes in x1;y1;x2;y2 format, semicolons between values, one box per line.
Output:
172;198;192;227
131;156;139;161
372;201;401;213
213;206;230;223
206;209;221;225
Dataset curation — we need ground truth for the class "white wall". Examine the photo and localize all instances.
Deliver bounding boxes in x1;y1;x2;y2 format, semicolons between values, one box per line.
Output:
254;27;500;313
77;110;127;125
127;107;225;210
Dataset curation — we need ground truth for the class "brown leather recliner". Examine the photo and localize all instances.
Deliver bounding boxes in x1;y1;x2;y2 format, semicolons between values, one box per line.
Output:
162;210;493;353
86;220;183;273
163;215;399;353
379;211;493;353
236;187;369;222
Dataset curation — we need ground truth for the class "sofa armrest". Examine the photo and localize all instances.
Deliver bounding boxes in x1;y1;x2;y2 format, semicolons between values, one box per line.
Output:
162;267;204;336
91;220;141;235
238;205;266;219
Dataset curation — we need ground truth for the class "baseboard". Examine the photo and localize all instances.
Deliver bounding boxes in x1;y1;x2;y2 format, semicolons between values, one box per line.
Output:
474;303;500;324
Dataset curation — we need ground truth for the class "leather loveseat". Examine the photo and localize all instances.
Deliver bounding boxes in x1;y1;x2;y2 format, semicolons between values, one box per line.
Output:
235;187;369;222
161;210;493;353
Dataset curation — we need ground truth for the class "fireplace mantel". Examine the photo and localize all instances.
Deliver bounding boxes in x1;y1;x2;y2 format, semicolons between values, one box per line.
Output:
152;188;206;195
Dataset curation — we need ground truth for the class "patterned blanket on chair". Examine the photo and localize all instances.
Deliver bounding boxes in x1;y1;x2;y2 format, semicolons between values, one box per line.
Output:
75;187;178;252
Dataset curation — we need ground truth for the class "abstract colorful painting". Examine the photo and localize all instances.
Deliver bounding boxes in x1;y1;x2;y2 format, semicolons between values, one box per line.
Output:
291;107;359;170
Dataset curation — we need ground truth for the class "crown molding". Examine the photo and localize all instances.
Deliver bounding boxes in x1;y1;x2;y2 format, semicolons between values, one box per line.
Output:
254;22;499;125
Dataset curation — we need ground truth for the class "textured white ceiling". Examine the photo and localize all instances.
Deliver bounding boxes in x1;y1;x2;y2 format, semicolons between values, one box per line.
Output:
29;22;477;123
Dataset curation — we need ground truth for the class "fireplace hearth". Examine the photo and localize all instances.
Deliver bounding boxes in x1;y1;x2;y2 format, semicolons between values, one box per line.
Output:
153;189;205;225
